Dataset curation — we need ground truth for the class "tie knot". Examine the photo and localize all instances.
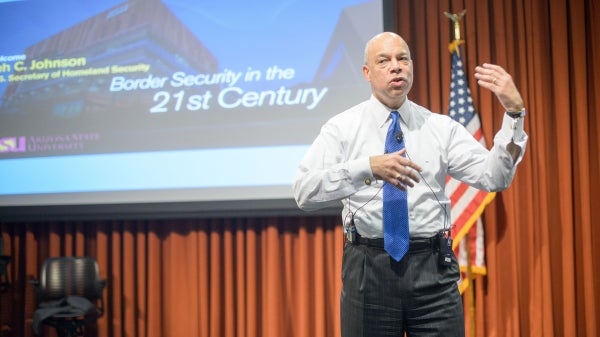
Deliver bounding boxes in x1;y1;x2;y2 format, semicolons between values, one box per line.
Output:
388;111;400;135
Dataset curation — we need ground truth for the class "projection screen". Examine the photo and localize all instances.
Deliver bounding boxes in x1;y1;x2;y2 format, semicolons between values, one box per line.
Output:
0;0;390;220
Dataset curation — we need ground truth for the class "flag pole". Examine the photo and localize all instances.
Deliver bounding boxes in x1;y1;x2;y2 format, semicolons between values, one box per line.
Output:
444;10;476;337
465;232;475;337
444;10;466;55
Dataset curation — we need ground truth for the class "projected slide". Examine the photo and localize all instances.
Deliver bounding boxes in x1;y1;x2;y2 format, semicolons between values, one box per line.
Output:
0;0;383;210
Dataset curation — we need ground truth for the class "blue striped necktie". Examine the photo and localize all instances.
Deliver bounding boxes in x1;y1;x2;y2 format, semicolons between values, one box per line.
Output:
383;111;409;261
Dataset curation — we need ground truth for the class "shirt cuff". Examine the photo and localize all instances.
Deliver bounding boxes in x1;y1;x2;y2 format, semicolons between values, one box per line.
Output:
501;113;526;143
498;113;528;165
347;156;375;187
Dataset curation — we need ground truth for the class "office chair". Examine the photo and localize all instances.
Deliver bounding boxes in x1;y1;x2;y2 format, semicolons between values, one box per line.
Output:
31;256;106;337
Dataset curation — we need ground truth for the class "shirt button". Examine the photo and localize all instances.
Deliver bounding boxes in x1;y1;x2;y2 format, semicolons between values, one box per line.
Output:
364;178;372;185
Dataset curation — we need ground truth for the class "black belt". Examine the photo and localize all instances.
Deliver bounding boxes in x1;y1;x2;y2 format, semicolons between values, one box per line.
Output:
349;233;440;252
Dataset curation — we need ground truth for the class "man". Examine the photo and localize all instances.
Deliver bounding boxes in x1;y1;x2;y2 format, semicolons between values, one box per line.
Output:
292;32;527;336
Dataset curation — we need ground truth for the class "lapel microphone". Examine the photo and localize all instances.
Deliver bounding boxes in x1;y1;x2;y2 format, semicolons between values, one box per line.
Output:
395;131;404;142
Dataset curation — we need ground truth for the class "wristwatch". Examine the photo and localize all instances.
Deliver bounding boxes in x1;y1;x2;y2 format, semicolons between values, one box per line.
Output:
506;108;526;119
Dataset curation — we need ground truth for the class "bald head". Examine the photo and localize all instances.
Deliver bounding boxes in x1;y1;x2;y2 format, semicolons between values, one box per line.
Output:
364;32;410;65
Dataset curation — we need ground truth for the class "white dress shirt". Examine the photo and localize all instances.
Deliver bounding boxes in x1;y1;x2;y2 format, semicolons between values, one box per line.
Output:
293;96;528;238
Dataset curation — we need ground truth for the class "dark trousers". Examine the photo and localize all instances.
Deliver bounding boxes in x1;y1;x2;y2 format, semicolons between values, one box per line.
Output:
340;241;464;337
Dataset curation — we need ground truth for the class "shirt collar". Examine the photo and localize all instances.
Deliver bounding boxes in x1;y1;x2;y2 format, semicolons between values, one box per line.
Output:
369;95;412;128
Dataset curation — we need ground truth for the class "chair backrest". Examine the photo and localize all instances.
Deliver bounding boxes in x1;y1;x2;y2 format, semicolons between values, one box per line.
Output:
38;256;104;302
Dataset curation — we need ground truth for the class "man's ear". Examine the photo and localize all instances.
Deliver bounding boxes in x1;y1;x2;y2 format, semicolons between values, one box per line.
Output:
362;65;371;81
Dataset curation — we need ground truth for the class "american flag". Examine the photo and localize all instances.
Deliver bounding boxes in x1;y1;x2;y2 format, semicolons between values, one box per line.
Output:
447;45;495;293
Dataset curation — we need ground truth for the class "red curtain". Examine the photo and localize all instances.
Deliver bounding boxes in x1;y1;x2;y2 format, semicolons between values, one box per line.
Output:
396;0;600;336
1;217;345;337
2;0;599;336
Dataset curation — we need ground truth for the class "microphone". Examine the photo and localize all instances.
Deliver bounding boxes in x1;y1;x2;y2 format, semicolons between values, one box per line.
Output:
404;146;451;236
395;131;404;142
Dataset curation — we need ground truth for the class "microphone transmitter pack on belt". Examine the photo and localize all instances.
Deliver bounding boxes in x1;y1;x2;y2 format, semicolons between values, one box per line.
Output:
346;215;357;243
438;231;453;267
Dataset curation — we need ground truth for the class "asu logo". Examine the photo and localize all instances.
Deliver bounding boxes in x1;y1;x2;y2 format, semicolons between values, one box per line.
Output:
0;136;27;153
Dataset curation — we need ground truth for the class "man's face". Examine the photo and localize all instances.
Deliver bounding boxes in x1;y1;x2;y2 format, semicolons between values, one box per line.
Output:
362;33;413;109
